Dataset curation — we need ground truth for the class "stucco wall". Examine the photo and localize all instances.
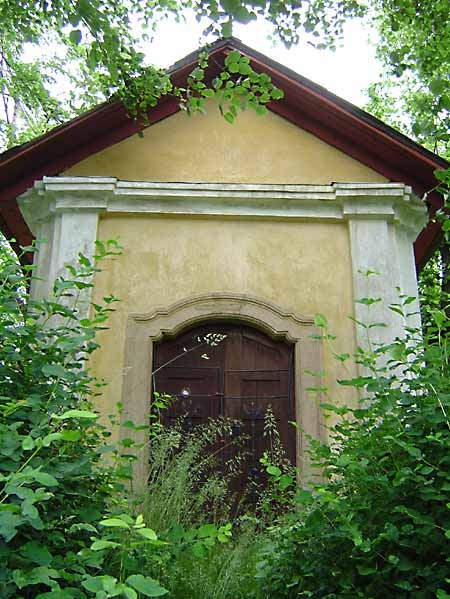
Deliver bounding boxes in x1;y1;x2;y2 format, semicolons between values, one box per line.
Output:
91;215;357;431
64;106;387;185
61;106;390;440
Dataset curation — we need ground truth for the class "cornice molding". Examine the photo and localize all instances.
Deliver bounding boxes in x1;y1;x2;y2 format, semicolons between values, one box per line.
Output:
19;177;428;237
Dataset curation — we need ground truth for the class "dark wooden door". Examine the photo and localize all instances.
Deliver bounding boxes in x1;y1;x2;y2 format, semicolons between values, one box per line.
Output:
152;323;295;493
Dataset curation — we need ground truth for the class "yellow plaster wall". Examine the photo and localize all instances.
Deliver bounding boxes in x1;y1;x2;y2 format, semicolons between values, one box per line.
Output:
64;105;370;437
91;215;357;431
64;107;387;184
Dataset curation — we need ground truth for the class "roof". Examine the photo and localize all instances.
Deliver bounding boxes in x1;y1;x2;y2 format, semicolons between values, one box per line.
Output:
1;36;447;267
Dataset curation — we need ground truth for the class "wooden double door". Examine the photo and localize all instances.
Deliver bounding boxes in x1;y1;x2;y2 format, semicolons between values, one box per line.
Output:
152;323;295;494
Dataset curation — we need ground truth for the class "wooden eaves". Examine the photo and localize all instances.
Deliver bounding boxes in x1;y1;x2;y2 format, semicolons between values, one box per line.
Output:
0;37;447;267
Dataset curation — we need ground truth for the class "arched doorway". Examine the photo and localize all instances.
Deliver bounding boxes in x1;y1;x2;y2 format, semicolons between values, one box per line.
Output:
152;322;295;495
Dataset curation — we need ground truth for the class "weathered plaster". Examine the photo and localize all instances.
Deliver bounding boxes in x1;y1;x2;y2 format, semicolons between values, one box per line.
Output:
18;178;427;489
63;107;388;185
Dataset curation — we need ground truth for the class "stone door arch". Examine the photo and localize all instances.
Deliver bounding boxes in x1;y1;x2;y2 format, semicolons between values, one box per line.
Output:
122;293;323;490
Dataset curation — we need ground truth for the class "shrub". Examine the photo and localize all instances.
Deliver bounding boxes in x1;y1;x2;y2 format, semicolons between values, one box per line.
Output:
0;240;168;598
255;296;450;598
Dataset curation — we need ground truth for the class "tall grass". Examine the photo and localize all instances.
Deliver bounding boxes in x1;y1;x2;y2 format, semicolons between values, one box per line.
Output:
141;413;271;599
163;517;263;599
144;416;238;532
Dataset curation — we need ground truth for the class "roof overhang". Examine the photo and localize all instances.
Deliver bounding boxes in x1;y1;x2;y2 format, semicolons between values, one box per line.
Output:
0;37;447;267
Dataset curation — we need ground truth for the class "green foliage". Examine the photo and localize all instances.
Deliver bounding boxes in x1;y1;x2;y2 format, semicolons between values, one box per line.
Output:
174;49;284;124
254;293;450;599
136;407;266;599
0;0;370;149
417;170;450;338
2;0;449;163
0;239;175;598
0;239;300;598
363;0;450;158
2;235;450;599
159;517;261;599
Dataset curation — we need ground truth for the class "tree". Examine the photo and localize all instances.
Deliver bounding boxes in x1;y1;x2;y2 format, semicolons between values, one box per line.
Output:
1;0;368;149
340;1;449;324
2;1;449;156
365;0;450;157
3;1;450;296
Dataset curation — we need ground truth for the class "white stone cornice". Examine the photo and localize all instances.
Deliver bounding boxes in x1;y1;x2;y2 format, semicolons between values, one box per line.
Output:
19;177;427;238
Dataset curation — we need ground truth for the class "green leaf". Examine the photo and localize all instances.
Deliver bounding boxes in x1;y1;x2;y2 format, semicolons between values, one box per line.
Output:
42;364;66;378
271;88;284;100
54;409;99;420
314;313;328;328
136;527;158;540
234;5;255;23
430;78;445;96
22;436;35;451
266;465;282;476
21;541;53;566
255;104;268;116
91;539;122;550
224;49;241;66
60;430;82;441
239;62;252;75
278;474;293;490
0;511;22;541
336;454;352;467
26;566;60;586
192;541;207;558
69;29;82;44
197;523;216;538
42;432;62;447
221;20;233;38
126;574;169;597
355;297;382;305
33;471;58;487
82;576;104;592
78;252;91;267
99;517;130;528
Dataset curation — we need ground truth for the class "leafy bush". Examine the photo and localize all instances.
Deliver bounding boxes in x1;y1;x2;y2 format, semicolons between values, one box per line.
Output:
0;240;169;598
255;295;450;598
6;235;448;599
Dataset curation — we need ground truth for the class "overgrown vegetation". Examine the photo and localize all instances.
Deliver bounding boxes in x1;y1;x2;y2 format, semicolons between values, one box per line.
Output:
0;0;367;148
2;1;450;596
2;221;450;598
256;299;450;598
0;242;291;598
0;241;172;598
141;416;264;599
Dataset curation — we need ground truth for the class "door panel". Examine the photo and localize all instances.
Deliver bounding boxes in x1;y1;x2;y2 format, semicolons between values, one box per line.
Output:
153;366;221;427
152;323;295;493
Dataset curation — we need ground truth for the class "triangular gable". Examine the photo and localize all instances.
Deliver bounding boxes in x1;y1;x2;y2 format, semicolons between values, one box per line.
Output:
0;37;448;266
63;103;388;185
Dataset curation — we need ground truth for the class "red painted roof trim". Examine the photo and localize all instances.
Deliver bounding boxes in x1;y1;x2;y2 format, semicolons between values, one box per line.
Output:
0;37;447;268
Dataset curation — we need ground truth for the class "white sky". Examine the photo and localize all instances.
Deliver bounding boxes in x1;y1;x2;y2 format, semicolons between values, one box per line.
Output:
142;12;381;107
20;11;381;112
